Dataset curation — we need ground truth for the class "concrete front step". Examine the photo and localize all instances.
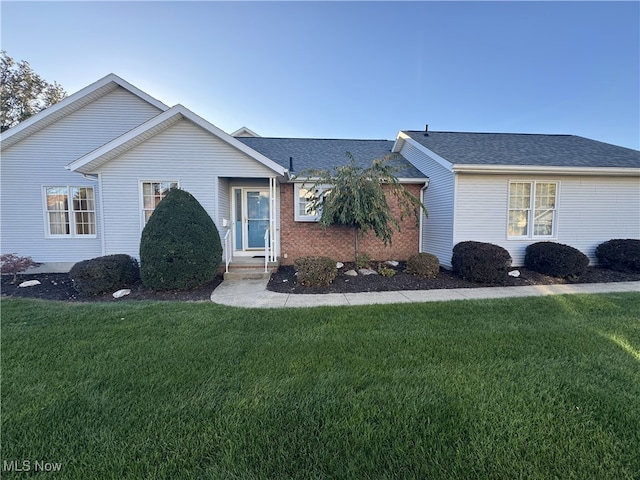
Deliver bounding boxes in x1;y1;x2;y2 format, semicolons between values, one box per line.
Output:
223;269;272;280
223;257;279;280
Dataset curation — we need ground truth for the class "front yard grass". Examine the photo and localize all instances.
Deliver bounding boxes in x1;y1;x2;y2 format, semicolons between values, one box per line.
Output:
2;293;639;479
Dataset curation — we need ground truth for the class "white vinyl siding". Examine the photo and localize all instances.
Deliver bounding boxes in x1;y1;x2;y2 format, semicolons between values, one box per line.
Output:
399;141;455;267
455;174;640;265
97;119;280;259
0;87;162;265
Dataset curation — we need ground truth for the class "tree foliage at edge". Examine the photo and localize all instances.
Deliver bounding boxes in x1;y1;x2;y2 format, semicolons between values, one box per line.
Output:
1;51;67;132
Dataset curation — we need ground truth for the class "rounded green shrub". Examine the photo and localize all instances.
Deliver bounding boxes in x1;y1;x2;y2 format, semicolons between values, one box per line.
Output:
406;253;440;278
140;189;222;290
294;256;337;287
452;241;512;284
525;242;589;278
595;239;640;273
69;254;139;296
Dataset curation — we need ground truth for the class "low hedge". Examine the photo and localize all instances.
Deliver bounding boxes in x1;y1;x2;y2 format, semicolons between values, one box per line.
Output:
294;256;337;287
70;254;140;296
595;239;640;273
406;253;440;278
525;242;589;278
452;241;512;285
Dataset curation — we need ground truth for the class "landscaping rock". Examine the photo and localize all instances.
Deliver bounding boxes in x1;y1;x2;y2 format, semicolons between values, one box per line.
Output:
344;270;358;276
359;268;378;276
336;262;344;269
386;261;399;267
19;280;41;288
508;270;521;277
113;289;131;298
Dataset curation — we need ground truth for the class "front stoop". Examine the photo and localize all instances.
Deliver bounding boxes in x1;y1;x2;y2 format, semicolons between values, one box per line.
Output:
223;258;279;280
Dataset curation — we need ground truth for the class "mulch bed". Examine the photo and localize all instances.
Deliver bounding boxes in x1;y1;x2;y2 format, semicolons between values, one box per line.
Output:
1;274;223;303
2;263;638;302
267;262;640;295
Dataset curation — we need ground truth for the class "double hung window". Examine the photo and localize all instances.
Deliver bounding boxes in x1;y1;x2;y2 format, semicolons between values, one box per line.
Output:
295;183;330;221
141;181;178;225
44;186;96;237
508;181;558;238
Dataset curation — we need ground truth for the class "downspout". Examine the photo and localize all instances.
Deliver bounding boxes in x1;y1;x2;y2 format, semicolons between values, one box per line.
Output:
418;178;429;253
97;173;106;256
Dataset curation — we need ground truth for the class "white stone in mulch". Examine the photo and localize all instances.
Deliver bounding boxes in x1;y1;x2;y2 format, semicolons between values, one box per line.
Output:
386;261;399;267
336;262;344;269
508;270;521;277
113;289;131;298
358;268;378;276
344;270;358;276
19;280;41;288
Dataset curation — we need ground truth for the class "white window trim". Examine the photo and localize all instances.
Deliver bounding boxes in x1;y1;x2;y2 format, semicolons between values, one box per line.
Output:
139;180;180;230
507;180;559;240
294;182;330;222
42;186;97;238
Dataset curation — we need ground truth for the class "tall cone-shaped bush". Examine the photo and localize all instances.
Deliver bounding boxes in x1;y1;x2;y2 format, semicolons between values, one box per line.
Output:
140;188;222;290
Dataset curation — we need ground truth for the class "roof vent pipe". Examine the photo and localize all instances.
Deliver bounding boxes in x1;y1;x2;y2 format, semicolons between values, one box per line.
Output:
424;124;429;136
289;156;294;172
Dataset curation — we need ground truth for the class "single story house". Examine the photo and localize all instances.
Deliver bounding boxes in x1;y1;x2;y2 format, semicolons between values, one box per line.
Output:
1;74;638;273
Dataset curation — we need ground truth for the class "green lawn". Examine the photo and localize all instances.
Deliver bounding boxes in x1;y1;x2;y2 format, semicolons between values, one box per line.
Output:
2;294;639;479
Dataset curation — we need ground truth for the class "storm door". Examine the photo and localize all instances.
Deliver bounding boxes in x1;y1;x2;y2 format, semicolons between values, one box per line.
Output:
233;188;270;252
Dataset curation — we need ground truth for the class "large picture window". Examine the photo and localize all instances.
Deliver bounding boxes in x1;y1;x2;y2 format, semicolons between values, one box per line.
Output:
508;181;558;238
141;181;178;224
44;186;96;237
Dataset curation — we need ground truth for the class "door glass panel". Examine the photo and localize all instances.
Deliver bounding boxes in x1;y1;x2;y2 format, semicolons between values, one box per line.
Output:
247;191;270;249
234;189;242;250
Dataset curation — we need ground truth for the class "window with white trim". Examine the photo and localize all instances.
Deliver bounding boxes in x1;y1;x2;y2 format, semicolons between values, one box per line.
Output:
294;183;330;221
508;181;558;238
141;181;178;225
44;186;96;237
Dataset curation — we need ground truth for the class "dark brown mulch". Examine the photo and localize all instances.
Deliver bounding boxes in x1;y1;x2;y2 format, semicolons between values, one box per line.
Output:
2;263;638;302
1;274;223;303
267;261;640;295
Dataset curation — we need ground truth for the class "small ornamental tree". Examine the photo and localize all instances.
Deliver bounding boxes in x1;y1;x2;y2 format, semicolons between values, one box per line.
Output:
0;253;40;282
140;188;222;290
299;152;427;263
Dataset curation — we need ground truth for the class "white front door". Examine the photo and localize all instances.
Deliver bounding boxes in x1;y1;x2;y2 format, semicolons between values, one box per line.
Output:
233;188;270;254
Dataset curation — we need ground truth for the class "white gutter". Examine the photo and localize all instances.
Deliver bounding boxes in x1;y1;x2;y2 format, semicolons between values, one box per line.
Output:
452;164;640;176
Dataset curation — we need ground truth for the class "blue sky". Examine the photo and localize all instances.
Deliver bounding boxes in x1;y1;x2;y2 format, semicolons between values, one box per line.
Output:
2;1;639;149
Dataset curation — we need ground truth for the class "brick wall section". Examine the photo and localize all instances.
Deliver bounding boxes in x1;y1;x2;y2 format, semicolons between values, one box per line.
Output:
279;183;423;265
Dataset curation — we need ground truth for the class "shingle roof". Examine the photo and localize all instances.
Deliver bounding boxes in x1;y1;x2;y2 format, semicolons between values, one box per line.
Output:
236;137;426;179
403;131;640;169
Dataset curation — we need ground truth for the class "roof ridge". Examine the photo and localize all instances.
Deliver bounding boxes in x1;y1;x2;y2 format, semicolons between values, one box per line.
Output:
237;136;393;142
403;130;573;137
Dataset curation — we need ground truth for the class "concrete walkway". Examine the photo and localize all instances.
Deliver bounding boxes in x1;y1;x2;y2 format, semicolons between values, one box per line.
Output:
210;278;640;308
